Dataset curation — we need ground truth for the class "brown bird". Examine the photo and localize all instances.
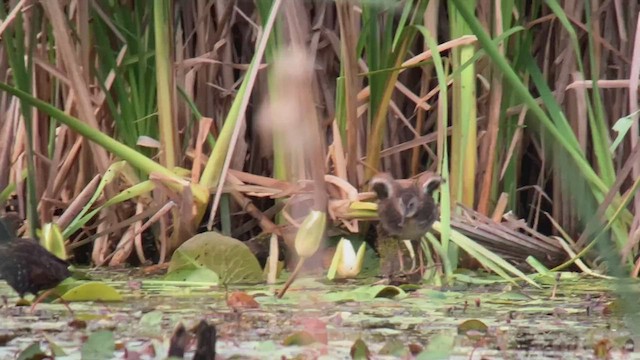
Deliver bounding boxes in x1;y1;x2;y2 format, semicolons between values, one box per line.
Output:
370;172;443;279
0;213;71;299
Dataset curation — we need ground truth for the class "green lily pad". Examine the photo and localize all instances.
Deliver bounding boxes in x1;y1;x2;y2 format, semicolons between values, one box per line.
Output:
255;340;279;352
323;284;406;302
168;231;263;285
42;333;67;357
457;319;488;337
59;281;122;302
282;331;318;346
367;284;406;299
81;330;115;360
417;333;455;360
17;343;46;360
351;338;371;359
164;267;219;284
379;339;409;357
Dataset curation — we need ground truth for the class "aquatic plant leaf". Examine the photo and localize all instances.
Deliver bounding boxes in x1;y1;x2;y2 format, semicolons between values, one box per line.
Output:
164;267;219;284
379;339;409;357
41;333;67;357
322;284;406;302
138;310;168;339
81;330;115;360
417;333;454;360
526;256;552;276
350;338;371;359
609;111;637;153
60;281;123;302
40;223;67;260
255;341;279;352
282;331;318;346
17;343;46;360
367;284;406;299
140;310;164;329
457;319;488;338
452;273;510;285
168;231;263;284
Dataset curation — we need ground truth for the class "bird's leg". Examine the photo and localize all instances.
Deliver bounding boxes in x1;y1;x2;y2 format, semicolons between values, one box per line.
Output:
402;241;425;277
30;289;55;312
417;244;425;277
397;247;405;273
30;289;73;315
408;240;417;272
396;240;417;274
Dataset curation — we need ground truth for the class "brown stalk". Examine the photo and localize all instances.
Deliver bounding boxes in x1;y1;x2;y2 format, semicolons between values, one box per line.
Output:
191;117;213;183
40;1;111;175
50;135;83;197
477;0;504;215
329;122;349;196
206;0;282;230
627;15;640;229
0;109;17;191
0;0;27;37
336;0;360;186
491;193;509;223
97;202;176;267
55;174;101;230
226;173;280;235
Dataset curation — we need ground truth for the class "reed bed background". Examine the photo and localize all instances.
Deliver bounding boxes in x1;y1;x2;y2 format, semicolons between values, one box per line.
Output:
0;0;638;280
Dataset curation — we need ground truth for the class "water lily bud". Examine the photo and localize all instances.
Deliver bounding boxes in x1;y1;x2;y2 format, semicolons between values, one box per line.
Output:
294;210;326;258
328;238;366;280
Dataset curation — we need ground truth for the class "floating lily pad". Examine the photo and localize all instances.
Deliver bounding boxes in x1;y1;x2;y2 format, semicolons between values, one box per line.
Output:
42;333;67;357
417;333;454;360
164;267;219;284
59;281;122;302
282;331;318;346
367;284;405;298
81;330;115;360
457;319;488;337
17;343;46;360
323;284;406;302
168;231;263;284
379;339;408;357
350;338;371;359
140;310;164;329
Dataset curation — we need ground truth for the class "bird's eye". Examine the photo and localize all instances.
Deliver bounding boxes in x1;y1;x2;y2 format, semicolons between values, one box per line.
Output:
408;198;417;211
399;197;418;217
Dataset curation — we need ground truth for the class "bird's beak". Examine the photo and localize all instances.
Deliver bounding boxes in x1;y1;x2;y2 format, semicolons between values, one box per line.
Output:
397;203;406;227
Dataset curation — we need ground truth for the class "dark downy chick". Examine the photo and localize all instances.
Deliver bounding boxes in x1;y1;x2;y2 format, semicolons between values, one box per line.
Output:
371;172;443;279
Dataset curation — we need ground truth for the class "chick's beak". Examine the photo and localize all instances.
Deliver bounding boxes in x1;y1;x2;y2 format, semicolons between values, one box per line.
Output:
396;199;406;227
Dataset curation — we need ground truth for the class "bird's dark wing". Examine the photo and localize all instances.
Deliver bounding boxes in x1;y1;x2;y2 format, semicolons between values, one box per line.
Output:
0;238;71;296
